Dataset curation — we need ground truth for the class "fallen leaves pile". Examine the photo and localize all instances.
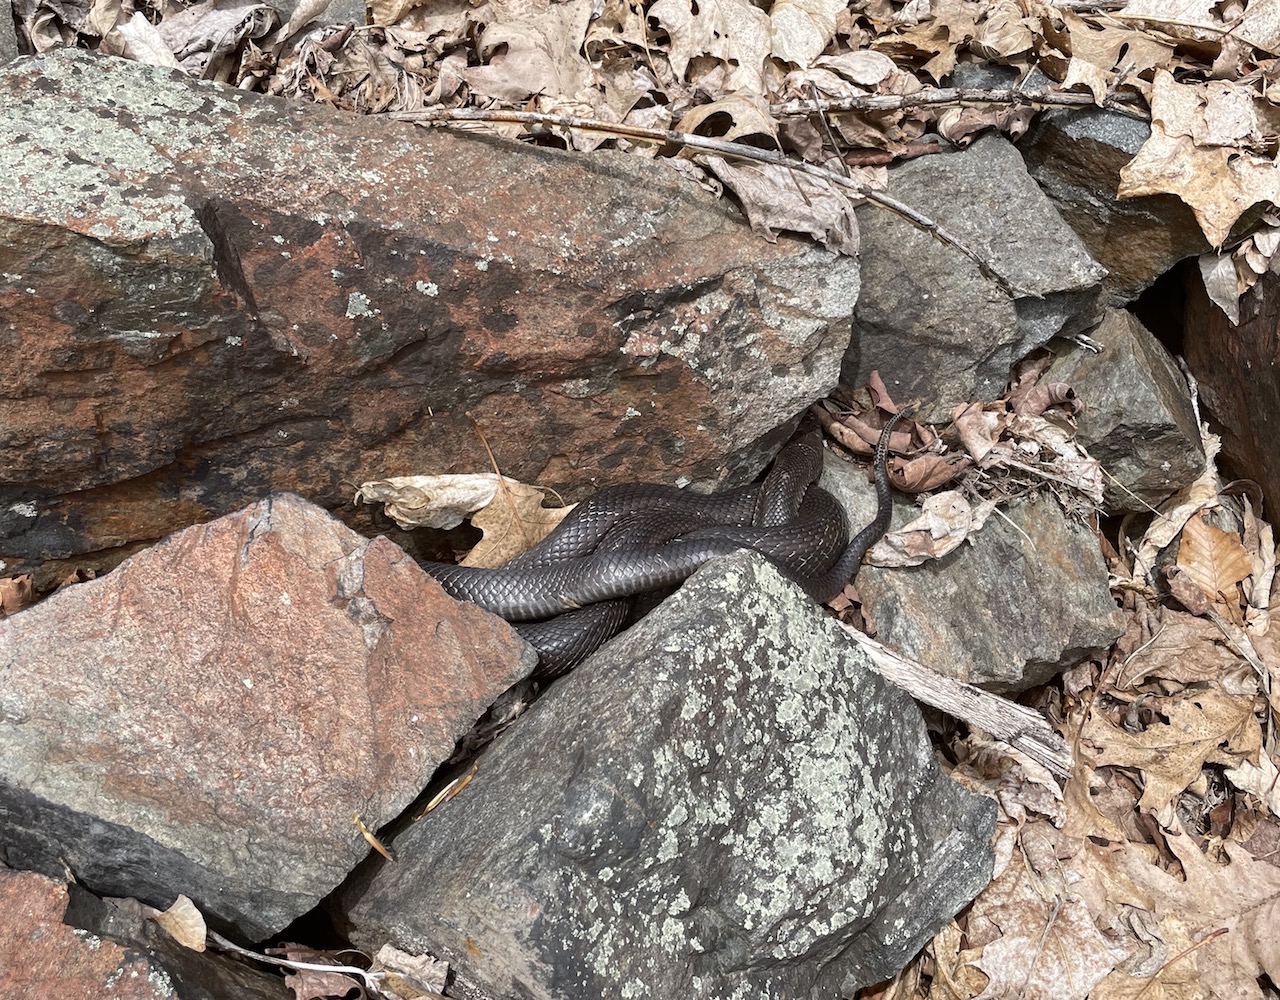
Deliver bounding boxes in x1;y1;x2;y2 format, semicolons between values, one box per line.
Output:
13;0;1280;316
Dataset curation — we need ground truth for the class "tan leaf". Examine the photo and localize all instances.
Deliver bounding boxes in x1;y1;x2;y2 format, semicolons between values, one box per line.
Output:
151;894;207;952
770;0;844;67
871;490;975;566
1080;687;1260;812
1119;71;1280;247
967;848;1126;1000
372;943;450;996
699;154;863;254
1199;250;1244;324
462;488;574;568
0;575;34;616
1113;819;1280;1000
463;0;595;103
355;473;528;530
675;93;778;143
971;0;1034;60
648;0;771;93
1177;513;1252;600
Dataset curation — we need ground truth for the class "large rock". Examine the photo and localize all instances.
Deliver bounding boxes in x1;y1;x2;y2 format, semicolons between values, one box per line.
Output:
1020;108;1212;305
0;48;859;584
843;134;1105;421
348;550;997;999
0;492;532;940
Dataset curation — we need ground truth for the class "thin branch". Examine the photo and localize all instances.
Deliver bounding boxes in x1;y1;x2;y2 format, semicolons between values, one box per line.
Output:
838;622;1073;780
768;85;1149;121
389;107;1031;298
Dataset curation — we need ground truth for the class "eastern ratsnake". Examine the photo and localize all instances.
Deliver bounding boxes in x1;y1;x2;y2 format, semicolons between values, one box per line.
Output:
425;414;901;676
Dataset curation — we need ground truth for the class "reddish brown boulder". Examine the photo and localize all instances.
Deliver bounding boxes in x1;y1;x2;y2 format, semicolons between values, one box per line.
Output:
0;492;533;940
0;49;858;584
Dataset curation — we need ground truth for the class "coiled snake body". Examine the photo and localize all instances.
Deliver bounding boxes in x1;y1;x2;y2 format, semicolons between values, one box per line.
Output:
426;415;900;676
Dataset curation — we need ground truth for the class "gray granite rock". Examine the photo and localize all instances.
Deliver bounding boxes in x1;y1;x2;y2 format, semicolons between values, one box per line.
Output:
1047;308;1205;511
347;550;996;1000
823;456;1124;691
843;134;1105;421
1020;108;1211;305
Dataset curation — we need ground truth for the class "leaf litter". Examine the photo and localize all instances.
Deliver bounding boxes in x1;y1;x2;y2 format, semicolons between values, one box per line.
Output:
10;1;1280;997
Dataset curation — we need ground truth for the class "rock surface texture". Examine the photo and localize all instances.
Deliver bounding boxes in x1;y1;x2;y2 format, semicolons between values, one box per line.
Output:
0;492;533;939
0;48;858;583
349;551;998;1000
843;134;1106;421
0;869;199;1000
821;456;1125;691
1047;308;1204;511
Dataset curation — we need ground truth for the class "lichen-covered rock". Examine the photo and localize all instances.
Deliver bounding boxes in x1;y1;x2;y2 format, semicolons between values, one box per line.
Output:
348;550;996;999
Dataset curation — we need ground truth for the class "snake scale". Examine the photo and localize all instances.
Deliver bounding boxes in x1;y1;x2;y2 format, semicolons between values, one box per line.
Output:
425;413;901;677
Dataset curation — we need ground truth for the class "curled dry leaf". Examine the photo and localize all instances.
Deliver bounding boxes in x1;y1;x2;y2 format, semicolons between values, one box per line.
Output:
1079;686;1260;812
150;894;208;952
0;574;34;616
769;0;843;67
892;450;970;491
354;473;536;530
871;490;974;567
699;154;863;253
951;401;1007;463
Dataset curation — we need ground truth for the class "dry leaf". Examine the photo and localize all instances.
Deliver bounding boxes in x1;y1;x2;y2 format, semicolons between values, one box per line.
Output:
1119;71;1280;247
464;0;594;103
1080;687;1260;812
769;0;843;67
372;943;449;996
1176;513;1252;601
648;0;772;93
870;490;975;566
150;894;208;952
699;154;863;254
1113;819;1280;1000
0;575;34;616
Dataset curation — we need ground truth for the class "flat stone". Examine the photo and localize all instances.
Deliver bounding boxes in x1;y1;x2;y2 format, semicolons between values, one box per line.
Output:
0;48;858;583
347;550;996;999
0;492;533;940
843;133;1105;421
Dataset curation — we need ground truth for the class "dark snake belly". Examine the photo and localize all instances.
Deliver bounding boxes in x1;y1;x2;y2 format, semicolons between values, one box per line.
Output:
425;415;900;675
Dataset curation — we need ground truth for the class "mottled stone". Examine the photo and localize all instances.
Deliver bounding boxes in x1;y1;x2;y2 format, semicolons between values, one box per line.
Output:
843;134;1105;421
0;869;176;999
1047;308;1204;511
0;48;858;583
347;550;996;1000
827;457;1125;690
0;492;533;939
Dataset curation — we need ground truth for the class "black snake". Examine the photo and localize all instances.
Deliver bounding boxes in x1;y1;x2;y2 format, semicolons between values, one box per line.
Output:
425;414;901;676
